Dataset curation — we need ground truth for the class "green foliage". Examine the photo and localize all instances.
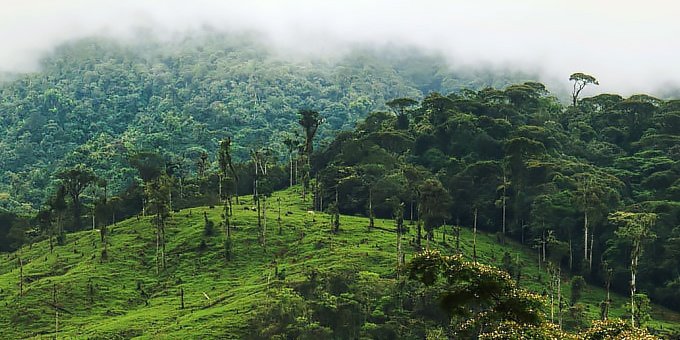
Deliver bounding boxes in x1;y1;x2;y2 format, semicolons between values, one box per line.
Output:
571;275;586;305
408;250;545;336
579;319;657;340
628;293;652;327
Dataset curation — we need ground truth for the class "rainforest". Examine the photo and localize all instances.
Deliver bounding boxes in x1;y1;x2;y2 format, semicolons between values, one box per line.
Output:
1;1;679;339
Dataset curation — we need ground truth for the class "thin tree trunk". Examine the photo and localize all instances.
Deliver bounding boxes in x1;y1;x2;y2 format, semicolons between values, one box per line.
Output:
589;236;594;271
218;174;222;202
234;178;239;205
569;237;573;271
631;263;636;327
179;177;183;200
156;223;160;275
290;153;293;187
604;267;611;320
180;287;185;309
542;228;546;263
18;254;23;297
558;266;562;329
417;221;422;249
502;173;507;237
368;187;374;230
455;225;461;253
263;196;267;249
278;198;282;235
473;208;478;263
257;195;262;245
584;210;588;263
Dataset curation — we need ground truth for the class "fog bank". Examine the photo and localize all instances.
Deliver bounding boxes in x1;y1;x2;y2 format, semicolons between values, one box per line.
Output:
1;0;678;96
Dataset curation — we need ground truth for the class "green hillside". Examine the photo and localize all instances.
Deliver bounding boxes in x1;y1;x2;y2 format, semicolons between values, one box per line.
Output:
1;186;677;338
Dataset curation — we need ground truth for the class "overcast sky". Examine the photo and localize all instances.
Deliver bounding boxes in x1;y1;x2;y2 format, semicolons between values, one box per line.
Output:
1;0;678;95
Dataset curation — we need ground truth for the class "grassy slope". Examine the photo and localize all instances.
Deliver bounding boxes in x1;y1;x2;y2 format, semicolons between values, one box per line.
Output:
0;186;678;338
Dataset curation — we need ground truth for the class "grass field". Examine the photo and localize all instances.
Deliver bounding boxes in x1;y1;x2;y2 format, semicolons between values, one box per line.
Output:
0;186;678;338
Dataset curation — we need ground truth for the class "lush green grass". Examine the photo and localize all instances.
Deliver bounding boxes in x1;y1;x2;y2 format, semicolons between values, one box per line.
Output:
0;186;678;338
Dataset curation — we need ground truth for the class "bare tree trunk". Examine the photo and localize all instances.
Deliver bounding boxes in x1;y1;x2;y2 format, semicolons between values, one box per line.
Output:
257;195;262;245
416;221;422;249
234;178;239;205
568;237;573;271
604;266;612;320
18;254;23;297
218;174;222;202
473;208;478;264
584;210;588;264
368;187;374;230
277;198;282;235
589;236;594;271
455;225;461;253
289;154;293;187
161;219;166;269
542;229;546;263
558;266;562;329
631;263;636;326
156;224;160;275
180;287;185;309
263;196;267;249
502;174;507;237
168;185;172;212
179;177;183;200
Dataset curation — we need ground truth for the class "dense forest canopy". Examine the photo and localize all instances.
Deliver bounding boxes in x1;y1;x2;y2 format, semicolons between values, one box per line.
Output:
0;34;530;213
309;84;680;314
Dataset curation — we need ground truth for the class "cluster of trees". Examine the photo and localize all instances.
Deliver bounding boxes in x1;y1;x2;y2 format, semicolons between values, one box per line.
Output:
9;107;328;263
249;251;657;339
310;80;679;315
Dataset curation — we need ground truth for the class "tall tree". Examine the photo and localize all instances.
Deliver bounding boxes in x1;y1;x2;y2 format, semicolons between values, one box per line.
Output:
147;173;172;273
130;151;165;216
56;164;96;230
283;133;300;188
298;109;323;162
218;137;239;204
298;110;323;200
358;164;385;230
386;97;417;129
608;211;657;327
569;72;599;107
49;185;68;246
418;179;452;249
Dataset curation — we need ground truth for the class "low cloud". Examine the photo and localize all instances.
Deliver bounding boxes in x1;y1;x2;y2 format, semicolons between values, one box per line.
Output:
1;0;678;96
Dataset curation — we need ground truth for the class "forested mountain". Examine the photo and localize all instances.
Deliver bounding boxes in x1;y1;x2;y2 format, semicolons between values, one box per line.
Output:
0;34;527;212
